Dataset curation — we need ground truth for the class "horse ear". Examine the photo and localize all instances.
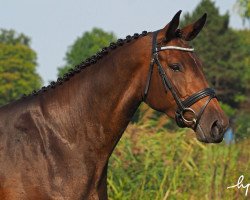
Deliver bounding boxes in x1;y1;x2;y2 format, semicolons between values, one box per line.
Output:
181;13;207;41
164;10;182;41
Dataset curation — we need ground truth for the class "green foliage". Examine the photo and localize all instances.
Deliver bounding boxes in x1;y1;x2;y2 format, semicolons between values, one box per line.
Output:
219;102;236;117
235;29;250;90
235;0;250;25
58;28;116;77
108;124;250;199
0;29;30;46
232;29;250;140
0;29;42;106
235;112;250;140
181;0;247;107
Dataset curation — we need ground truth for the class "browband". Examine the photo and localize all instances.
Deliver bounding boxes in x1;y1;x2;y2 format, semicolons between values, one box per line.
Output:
157;46;194;52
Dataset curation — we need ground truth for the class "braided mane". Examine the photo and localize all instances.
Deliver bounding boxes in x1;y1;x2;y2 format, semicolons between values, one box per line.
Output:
22;31;149;98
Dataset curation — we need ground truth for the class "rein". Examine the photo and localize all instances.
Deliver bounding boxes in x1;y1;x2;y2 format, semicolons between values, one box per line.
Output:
144;31;216;129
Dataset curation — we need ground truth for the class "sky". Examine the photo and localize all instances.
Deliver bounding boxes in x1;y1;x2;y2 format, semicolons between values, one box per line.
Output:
0;0;245;85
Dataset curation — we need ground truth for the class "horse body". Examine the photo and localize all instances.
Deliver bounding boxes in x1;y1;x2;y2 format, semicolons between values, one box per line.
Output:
0;38;147;199
0;11;229;200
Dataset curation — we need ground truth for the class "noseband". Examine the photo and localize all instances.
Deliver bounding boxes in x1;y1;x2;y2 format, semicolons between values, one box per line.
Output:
144;31;216;129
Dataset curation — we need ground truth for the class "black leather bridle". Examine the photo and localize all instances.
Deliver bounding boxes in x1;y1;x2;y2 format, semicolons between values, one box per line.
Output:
144;31;216;129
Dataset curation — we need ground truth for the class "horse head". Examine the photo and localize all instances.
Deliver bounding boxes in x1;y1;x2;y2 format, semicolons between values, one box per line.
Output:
143;10;229;143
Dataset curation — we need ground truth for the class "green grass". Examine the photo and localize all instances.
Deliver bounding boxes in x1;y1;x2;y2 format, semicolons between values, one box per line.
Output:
108;124;250;200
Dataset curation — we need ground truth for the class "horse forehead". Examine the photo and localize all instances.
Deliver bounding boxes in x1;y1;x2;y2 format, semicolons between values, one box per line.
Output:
168;38;189;47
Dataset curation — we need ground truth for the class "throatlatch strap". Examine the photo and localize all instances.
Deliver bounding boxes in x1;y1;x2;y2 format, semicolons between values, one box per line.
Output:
143;31;159;100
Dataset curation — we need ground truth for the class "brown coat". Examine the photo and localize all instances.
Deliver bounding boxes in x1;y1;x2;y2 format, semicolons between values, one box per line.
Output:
0;11;228;200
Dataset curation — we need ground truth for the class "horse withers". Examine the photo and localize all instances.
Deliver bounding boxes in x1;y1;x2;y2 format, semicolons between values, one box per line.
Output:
0;11;228;200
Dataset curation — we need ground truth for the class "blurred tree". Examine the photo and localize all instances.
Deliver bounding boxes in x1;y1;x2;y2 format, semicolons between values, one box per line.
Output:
0;29;30;46
58;27;116;77
234;0;250;25
181;0;247;107
231;0;250;139
236;29;250;91
0;29;42;106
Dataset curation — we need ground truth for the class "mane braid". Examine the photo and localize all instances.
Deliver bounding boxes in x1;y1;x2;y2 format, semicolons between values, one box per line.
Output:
21;30;149;99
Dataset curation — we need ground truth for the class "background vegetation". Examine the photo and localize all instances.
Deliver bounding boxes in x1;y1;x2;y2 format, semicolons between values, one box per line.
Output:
57;28;116;77
0;0;249;199
108;125;250;200
0;29;42;105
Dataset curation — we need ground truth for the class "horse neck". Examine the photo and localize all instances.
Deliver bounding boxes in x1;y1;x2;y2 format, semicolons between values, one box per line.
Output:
42;38;149;157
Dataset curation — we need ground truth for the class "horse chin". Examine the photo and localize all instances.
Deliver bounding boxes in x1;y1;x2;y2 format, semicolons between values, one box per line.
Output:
195;134;224;143
195;127;224;144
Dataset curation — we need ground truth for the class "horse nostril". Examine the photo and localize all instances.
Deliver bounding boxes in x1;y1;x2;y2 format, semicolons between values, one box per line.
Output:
211;120;223;138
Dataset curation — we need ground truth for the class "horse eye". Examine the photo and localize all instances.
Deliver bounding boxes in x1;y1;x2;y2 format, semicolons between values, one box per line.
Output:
169;63;181;72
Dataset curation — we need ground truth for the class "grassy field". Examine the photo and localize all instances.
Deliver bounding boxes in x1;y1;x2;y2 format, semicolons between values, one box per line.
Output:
107;124;250;200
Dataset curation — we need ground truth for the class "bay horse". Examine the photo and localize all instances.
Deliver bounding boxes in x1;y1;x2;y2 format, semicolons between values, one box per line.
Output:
0;11;228;200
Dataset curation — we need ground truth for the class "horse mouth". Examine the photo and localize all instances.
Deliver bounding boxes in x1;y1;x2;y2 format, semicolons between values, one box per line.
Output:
195;123;225;143
196;134;224;143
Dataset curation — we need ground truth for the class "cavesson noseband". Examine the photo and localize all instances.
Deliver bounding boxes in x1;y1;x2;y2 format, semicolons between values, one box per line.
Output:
144;31;216;129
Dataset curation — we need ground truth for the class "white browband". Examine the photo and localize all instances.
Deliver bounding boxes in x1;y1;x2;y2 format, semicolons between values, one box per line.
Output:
158;46;194;52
